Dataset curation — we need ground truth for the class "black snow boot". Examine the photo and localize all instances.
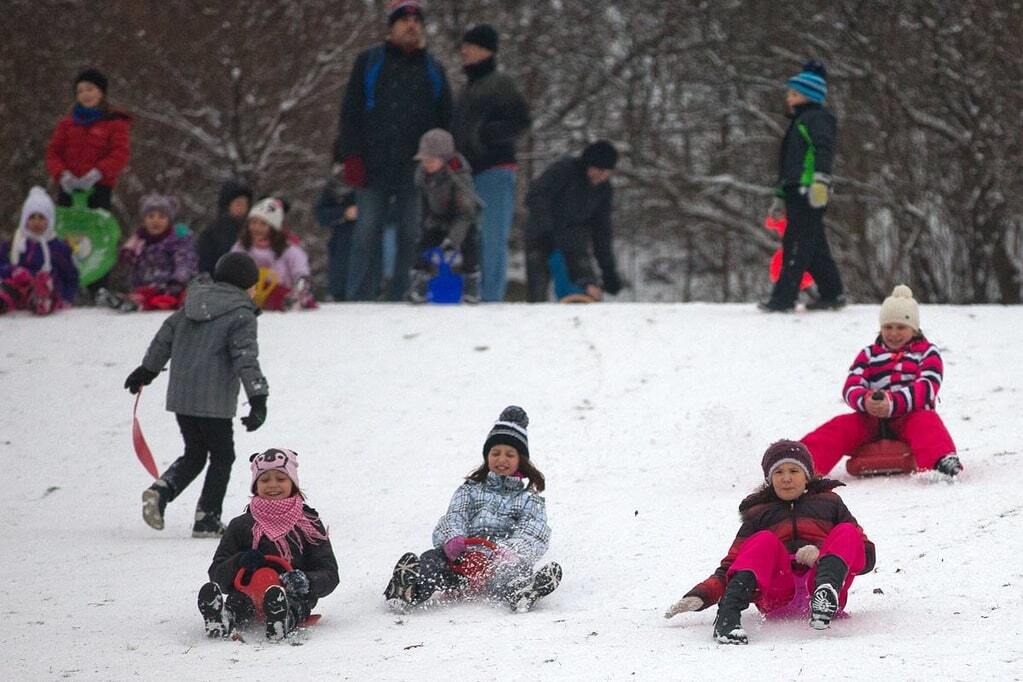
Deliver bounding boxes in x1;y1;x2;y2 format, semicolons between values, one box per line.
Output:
225;591;256;629
810;555;848;630
197;582;231;638
263;585;293;641
383;552;421;605
405;269;430;304
461;271;481;304
934;454;963;478
192;510;226;538
713;570;756;644
507;562;563;612
142;479;171;531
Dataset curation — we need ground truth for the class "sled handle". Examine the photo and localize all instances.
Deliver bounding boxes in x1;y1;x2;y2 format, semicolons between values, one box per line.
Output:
70;189;94;210
132;390;160;479
871;390;893;440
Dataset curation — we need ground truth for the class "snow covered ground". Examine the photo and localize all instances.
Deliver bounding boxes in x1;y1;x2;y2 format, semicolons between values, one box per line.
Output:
4;303;1022;681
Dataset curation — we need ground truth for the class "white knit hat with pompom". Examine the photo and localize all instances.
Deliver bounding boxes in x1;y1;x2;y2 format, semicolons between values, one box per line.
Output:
879;284;919;330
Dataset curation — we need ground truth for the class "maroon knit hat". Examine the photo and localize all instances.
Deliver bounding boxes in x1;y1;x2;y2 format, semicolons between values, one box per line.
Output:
761;440;814;481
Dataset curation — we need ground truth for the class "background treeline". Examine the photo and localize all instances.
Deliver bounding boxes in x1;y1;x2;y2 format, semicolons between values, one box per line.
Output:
3;0;1020;303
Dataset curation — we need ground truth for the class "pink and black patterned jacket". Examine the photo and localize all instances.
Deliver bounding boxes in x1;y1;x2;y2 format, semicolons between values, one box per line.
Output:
842;335;943;418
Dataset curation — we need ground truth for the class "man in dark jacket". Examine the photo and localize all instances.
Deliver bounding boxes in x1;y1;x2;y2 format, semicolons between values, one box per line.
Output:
451;24;531;302
524;141;623;302
760;60;844;312
334;0;453;301
196;180;252;276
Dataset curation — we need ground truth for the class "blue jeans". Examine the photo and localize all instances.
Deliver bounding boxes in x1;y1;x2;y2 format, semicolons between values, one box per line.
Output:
346;182;419;301
473;167;517;302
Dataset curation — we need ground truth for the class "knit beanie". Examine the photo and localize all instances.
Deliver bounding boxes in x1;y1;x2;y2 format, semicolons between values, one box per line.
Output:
138;192;179;223
250;448;300;493
879;284;920;331
213;252;260;290
10;187;56;271
462;24;498;53
414;128;456;161
483;406;530;459
248;197;284;230
581;140;618;170
74;68;108;94
761;440;814;482
786;60;828;103
388;0;424;25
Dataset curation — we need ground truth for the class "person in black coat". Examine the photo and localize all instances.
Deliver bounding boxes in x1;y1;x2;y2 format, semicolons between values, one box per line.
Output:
314;173;358;301
196;180;252;276
524;141;623;302
760;60;844;312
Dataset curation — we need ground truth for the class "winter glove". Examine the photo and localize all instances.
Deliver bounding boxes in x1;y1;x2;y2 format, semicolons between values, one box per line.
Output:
664;596;703;618
794;544;821;567
807;173;831;209
237;550;269;583
59;171;78;194
241;395;267;432
440;238;464;270
767;195;786;221
121;234;145;257
602;271;623;296
342;155;367;189
280;569;310;598
443;536;467;562
124;365;159;394
79;168;103;191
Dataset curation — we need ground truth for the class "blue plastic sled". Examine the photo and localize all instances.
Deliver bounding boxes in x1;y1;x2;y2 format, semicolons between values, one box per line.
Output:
549;251;593;302
425;247;463;304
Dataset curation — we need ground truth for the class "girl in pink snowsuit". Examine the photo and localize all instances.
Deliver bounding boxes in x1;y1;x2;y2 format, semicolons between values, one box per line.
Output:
800;285;961;478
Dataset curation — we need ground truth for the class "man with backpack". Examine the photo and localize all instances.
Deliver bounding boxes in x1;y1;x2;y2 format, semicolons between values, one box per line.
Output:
334;0;453;301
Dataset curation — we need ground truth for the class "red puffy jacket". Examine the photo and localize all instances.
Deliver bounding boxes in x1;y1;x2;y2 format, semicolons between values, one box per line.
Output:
45;110;133;188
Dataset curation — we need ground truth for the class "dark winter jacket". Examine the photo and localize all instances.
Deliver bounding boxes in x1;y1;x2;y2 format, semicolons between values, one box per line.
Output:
525;156;620;291
314;177;356;230
118;228;198;291
415;154;481;247
777;102;836;189
196;181;253;275
684;479;875;610
45;109;133;188
0;238;79;302
141;280;268;419
451;58;531;174
335;42;453;189
209;506;339;608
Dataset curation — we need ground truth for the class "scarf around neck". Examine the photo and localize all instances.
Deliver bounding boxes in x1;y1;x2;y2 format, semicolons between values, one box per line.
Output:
72;103;104;126
249;495;328;564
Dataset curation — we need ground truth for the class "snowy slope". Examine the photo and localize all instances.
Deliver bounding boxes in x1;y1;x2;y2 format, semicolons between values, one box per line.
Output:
4;303;1022;681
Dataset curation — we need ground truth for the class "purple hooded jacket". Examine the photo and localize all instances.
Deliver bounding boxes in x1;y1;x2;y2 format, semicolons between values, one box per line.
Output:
119;228;198;291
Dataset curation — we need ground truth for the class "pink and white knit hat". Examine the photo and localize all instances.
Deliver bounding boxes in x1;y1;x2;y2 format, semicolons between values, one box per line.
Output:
250;448;299;492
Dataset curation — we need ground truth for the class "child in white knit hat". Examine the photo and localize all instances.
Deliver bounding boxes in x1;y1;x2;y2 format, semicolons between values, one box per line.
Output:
231;197;315;310
798;284;961;478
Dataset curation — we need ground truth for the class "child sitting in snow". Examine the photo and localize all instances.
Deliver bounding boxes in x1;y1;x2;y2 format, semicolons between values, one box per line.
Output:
199;448;339;641
231;197;315;311
0;186;78;314
97;192;197;311
384;406;561;612
799;285;961;478
406;129;482;304
665;440;875;644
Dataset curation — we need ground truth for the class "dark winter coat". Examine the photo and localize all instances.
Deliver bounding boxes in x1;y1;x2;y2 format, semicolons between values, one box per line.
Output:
777;102;836;189
0;238;79;302
196;181;253;275
314;177;356;230
451;58;531;174
141;280;268;419
525;156;619;290
45;110;133;188
415;154;481;247
209;506;339;608
684;479;875;610
118;228;198;291
335;42;453;189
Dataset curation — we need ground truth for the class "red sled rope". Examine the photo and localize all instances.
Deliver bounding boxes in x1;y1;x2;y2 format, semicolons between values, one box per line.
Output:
132;391;160;479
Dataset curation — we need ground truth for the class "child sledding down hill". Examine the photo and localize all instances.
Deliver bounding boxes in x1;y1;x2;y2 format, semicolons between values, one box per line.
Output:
198;449;339;641
800;285;962;478
384;406;562;613
0;187;78;314
665;441;875;644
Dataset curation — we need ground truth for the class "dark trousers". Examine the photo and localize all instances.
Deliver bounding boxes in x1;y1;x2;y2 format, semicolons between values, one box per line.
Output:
346;182;419;301
768;190;844;307
525;233;556;303
57;186;113;210
413;227;480;273
326;221;354;301
162;414;235;517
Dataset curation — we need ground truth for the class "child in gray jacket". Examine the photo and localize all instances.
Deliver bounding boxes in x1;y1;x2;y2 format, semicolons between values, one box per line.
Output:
384;406;561;612
124;252;269;538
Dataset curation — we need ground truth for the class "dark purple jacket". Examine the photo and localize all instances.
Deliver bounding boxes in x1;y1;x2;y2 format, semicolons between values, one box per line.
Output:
0;238;79;302
119;228;197;291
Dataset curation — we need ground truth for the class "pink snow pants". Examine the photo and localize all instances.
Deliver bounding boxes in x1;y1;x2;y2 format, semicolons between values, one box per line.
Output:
802;410;956;475
725;523;866;617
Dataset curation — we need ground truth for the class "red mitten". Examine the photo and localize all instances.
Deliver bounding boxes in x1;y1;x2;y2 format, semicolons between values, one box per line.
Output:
342;156;367;189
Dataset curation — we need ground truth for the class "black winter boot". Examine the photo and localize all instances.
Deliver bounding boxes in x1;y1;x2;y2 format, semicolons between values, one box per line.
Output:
225;591;256;628
406;269;430;304
934;454;963;478
810;555;848;630
192;510;226;538
142;479;171;530
384;553;420;606
461;271;481;304
197;582;231;638
263;585;293;641
713;570;756;644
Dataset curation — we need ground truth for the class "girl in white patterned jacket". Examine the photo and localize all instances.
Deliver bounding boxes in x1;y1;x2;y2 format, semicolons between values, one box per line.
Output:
384;406;561;612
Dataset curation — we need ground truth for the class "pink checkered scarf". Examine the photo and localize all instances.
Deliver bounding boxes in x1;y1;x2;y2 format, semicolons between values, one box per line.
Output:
249;495;328;564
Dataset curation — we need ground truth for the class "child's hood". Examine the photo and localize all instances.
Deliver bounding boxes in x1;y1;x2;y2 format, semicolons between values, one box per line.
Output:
183;281;257;321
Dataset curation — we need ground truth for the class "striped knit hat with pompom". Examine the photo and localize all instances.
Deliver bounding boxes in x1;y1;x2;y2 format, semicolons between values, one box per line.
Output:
786;60;828;103
483;405;530;459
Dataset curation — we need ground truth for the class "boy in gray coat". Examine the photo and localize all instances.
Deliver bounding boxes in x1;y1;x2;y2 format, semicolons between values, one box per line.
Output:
125;252;269;537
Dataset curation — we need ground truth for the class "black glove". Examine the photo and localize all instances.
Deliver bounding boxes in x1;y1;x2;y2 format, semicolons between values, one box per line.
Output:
238;549;269;584
280;569;310;598
124;366;159;394
241;395;267;432
602;271;623;296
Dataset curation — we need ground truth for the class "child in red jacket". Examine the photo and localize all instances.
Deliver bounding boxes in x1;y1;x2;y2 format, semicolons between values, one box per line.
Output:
800;285;961;478
45;68;132;210
665;441;875;644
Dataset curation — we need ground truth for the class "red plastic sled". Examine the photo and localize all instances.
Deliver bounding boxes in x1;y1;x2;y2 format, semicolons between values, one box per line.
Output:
846;439;916;477
132;391;160;479
449;537;499;594
233;555;320;625
765;215;814;290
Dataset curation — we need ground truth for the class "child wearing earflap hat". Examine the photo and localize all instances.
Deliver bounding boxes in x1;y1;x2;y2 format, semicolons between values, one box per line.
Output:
384;406;561;612
665;440;875;644
198;448;339;641
798;284;961;478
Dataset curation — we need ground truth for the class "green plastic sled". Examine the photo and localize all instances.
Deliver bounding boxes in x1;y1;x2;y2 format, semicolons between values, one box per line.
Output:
55;190;121;286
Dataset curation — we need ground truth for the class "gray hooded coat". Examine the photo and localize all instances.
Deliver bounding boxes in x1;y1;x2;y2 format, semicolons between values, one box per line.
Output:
142;281;268;419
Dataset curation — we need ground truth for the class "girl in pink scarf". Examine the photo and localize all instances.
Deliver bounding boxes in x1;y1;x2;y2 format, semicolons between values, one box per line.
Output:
198;448;338;641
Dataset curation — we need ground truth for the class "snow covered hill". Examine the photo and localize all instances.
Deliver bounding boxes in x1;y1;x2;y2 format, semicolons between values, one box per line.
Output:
4;303;1022;680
